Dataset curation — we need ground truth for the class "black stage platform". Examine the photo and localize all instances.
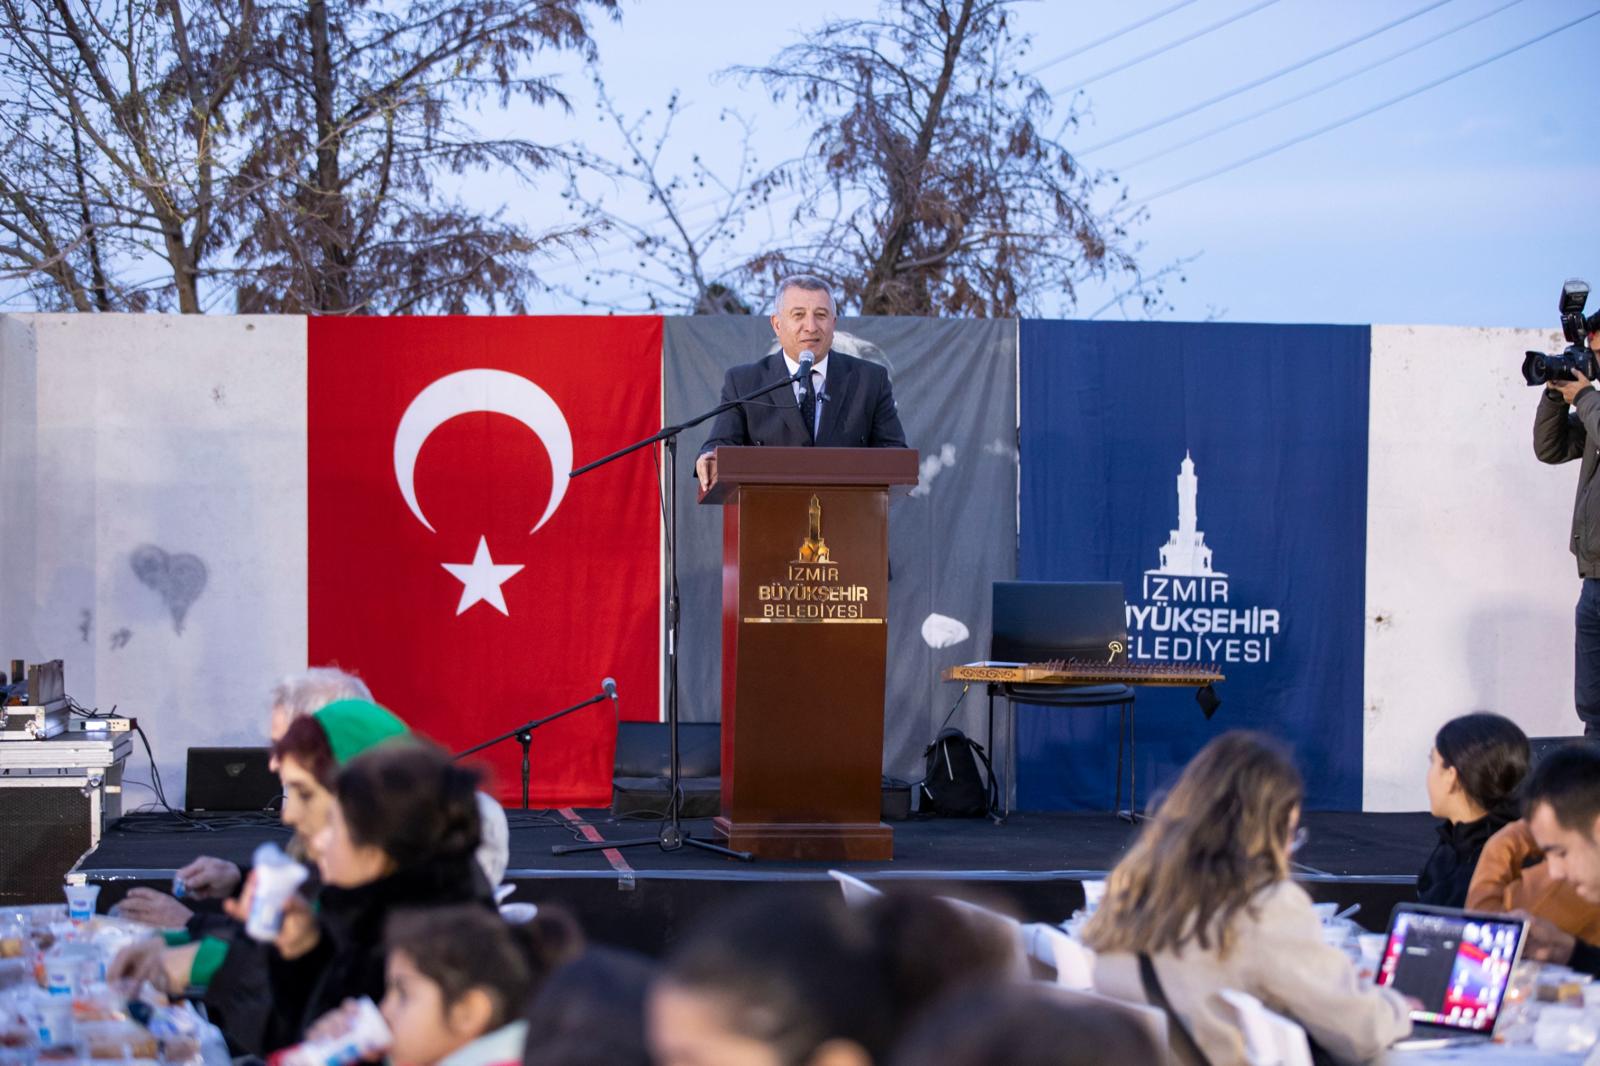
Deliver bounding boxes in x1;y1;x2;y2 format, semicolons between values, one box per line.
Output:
77;809;1438;956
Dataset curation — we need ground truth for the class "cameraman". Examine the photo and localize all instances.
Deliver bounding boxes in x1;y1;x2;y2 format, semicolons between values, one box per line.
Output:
1535;327;1600;736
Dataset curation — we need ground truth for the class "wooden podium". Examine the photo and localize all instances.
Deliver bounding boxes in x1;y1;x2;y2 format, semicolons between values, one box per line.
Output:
700;446;918;860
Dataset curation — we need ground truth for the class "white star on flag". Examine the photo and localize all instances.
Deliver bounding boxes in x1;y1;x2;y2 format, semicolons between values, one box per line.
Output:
441;536;524;616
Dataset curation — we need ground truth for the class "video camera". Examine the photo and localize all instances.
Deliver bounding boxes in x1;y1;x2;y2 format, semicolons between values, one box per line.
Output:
1523;279;1600;386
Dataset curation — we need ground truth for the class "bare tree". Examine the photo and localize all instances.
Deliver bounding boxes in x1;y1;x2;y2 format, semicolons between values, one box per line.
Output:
556;77;767;314
730;0;1172;317
0;0;256;312
230;0;616;315
0;0;615;315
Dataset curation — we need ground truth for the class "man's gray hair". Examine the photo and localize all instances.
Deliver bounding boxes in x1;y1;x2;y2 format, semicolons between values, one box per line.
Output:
269;667;373;721
772;274;836;315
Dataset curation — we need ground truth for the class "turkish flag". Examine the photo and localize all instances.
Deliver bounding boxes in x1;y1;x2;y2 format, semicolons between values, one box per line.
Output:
308;316;662;806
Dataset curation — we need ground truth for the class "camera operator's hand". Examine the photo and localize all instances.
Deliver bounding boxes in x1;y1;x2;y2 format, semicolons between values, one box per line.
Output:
1555;370;1594;406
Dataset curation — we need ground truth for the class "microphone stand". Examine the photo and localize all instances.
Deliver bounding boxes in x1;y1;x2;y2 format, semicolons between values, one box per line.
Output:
455;691;609;810
552;369;806;861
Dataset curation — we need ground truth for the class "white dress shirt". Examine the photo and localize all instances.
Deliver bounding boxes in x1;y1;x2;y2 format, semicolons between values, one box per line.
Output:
782;351;828;437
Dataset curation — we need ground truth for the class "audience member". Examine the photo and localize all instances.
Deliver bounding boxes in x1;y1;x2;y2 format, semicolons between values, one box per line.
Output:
1510;744;1600;973
110;696;409;1055
254;739;491;1049
268;668;375;755
1418;712;1529;906
118;667;507;927
113;668;373;927
648;891;1017;1066
1466;818;1600;942
855;889;1026;1038
522;947;656;1066
888;981;1164;1066
379;905;581;1066
1083;731;1410;1066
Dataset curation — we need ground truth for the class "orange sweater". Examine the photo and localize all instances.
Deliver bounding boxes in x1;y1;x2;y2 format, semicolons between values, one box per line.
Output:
1465;819;1600;942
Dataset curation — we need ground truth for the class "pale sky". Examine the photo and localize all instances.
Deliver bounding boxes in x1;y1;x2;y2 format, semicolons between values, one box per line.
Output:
499;0;1600;328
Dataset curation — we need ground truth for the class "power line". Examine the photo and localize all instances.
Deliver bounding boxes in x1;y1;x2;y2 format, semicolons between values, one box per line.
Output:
1116;0;1527;171
1134;6;1600;205
1025;0;1204;76
1049;0;1286;98
1078;0;1459;156
542;1;1279;283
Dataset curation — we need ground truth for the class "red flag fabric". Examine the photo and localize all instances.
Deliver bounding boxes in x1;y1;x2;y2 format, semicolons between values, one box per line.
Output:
308;316;662;806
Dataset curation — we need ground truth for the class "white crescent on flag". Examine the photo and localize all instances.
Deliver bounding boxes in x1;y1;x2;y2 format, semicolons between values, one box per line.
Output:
392;368;574;534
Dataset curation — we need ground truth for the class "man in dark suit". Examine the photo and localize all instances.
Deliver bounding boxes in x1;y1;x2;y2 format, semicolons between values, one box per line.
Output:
694;275;908;490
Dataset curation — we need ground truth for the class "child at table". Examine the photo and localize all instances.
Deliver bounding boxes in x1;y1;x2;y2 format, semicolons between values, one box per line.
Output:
380;905;580;1066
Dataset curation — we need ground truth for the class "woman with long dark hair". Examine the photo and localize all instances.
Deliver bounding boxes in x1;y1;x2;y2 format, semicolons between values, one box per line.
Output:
259;739;491;1050
1418;712;1529;906
1084;732;1410;1065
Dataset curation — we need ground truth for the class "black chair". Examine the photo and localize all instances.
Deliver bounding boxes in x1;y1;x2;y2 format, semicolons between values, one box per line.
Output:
988;581;1138;820
611;722;721;819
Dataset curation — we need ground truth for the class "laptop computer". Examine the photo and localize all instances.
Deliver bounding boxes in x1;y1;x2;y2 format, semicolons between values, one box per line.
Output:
1375;903;1527;1051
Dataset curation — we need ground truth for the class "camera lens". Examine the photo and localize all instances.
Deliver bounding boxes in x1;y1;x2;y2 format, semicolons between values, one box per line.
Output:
1524;352;1552;386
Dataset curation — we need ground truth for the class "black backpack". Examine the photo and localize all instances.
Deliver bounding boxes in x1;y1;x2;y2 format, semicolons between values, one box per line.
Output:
918;728;998;817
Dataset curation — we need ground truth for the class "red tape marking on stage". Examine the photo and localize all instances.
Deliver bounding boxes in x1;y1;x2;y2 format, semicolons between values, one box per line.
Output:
559;808;636;889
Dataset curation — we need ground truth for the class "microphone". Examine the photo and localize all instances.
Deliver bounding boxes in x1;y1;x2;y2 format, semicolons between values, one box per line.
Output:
602;677;619;712
794;350;815;383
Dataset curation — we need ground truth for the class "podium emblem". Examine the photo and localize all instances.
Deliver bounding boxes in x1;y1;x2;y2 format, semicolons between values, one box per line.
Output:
745;492;878;624
797;495;831;563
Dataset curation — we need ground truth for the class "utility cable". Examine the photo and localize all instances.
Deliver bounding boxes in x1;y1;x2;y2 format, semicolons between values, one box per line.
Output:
1049;0;1286;99
1115;0;1527;171
1134;6;1600;205
1025;0;1204;76
1078;0;1459;156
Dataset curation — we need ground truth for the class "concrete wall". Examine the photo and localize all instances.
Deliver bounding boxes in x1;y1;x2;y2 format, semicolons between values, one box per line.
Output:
0;314;307;807
1364;324;1579;809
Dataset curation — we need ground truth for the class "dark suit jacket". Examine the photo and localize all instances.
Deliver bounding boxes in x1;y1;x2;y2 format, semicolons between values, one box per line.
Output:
698;351;908;454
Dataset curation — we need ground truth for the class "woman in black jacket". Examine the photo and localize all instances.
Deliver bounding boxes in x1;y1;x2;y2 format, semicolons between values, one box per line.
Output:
1418;712;1530;907
260;739;491;1050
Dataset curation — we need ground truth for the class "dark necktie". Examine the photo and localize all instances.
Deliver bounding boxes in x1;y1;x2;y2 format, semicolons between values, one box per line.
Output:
800;370;817;442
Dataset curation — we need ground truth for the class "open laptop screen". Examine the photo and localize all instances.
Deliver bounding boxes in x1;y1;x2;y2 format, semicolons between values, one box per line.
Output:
1374;904;1526;1034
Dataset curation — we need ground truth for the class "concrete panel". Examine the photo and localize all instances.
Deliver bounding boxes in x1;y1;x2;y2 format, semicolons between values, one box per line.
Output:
1365;323;1579;809
2;314;308;808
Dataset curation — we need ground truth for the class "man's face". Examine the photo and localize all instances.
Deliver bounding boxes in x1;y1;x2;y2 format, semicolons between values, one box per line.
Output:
770;286;836;362
1529;800;1600;902
268;703;291;744
267;702;292;772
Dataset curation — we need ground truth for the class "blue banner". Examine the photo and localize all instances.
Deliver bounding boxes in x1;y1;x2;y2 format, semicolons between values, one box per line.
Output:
1017;320;1371;810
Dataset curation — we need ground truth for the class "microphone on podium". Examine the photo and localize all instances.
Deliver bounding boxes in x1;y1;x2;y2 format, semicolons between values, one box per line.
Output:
794;350;815;382
602;677;619;714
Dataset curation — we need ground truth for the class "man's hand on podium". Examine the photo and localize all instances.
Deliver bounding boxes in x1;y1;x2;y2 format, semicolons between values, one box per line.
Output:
695;452;716;492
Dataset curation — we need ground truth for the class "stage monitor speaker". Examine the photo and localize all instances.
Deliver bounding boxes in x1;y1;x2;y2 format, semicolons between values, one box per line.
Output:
0;779;107;904
612;722;721;819
185;747;280;812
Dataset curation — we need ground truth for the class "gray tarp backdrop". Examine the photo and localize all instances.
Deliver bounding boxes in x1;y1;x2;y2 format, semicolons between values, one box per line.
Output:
663;316;1018;784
